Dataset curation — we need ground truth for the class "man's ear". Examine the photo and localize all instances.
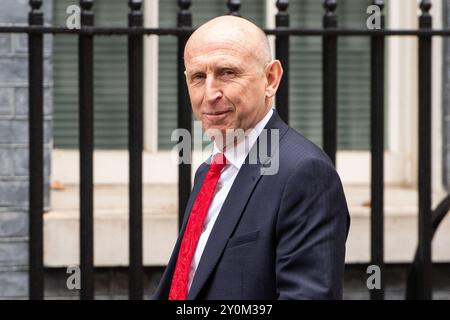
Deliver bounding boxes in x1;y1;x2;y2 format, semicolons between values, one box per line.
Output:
184;70;192;89
265;60;283;99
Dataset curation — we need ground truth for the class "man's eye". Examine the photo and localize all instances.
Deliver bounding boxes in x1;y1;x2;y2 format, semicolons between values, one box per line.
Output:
221;69;235;77
191;74;205;82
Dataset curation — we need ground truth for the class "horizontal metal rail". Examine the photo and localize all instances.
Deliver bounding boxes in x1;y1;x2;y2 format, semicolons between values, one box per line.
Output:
3;26;450;36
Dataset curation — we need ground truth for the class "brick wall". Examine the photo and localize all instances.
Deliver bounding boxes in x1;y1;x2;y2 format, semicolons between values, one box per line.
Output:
0;0;53;299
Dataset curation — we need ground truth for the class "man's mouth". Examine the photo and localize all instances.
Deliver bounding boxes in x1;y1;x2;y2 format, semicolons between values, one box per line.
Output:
204;111;230;121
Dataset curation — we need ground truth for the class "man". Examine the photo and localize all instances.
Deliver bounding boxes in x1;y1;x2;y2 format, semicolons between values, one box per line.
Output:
154;15;350;300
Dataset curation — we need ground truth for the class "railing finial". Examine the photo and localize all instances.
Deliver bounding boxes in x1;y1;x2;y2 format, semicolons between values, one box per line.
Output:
420;0;432;14
128;0;142;11
276;0;289;29
323;0;337;14
227;0;241;17
29;0;42;10
178;0;191;11
372;0;384;10
276;0;289;12
29;0;43;24
177;0;192;28
80;0;94;10
129;0;143;28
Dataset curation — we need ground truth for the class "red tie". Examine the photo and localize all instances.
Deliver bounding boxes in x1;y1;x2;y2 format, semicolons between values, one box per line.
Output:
168;153;227;300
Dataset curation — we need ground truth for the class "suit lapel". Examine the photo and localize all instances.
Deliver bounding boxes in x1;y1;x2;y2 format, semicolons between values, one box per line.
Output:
187;110;289;299
187;162;264;300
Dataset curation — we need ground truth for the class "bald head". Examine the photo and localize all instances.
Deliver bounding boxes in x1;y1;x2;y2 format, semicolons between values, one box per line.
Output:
184;16;272;70
182;15;283;142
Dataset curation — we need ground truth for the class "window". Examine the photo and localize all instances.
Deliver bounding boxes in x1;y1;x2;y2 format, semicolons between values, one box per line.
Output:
53;0;128;149
289;0;373;150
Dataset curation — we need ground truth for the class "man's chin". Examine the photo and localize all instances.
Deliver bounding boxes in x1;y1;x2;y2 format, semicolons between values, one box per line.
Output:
203;125;228;137
205;129;248;151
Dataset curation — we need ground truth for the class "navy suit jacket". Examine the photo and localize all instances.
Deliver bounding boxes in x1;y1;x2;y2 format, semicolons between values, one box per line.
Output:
153;110;350;300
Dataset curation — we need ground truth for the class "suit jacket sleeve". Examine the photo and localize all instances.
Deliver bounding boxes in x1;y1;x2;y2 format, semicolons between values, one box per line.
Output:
275;157;350;299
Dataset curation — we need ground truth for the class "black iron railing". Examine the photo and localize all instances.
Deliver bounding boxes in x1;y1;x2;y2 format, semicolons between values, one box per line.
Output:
78;0;95;300
28;0;44;301
127;0;144;301
177;0;193;231
370;0;385;301
0;0;448;300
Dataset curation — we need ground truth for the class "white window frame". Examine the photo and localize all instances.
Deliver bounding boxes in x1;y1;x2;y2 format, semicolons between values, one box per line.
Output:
143;0;159;152
385;0;443;193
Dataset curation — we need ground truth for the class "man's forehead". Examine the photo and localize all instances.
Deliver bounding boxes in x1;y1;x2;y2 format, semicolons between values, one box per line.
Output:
185;36;256;62
184;17;271;69
186;35;249;56
185;56;242;73
188;18;253;43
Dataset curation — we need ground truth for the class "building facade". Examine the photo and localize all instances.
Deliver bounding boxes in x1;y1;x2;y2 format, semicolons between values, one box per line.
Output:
0;0;449;299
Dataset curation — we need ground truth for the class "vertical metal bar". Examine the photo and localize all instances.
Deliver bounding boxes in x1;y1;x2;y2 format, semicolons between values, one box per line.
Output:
417;0;433;300
177;0;192;230
322;0;338;166
370;0;385;301
79;0;95;300
275;0;289;124
227;0;241;17
128;0;144;300
28;0;44;300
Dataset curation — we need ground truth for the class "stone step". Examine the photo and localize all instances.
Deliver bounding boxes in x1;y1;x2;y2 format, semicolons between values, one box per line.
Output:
43;184;450;266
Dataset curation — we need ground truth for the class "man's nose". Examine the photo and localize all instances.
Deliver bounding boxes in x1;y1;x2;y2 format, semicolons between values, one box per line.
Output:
204;75;222;103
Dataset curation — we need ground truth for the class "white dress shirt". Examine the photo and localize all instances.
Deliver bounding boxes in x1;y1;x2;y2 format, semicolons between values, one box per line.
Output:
187;107;274;291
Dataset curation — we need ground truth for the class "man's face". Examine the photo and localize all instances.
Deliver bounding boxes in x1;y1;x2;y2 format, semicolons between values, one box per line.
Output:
184;40;269;138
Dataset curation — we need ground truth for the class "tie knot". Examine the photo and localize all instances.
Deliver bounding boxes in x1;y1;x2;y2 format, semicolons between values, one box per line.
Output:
210;153;227;173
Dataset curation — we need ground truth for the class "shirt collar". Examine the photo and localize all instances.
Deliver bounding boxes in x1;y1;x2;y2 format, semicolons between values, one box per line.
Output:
212;107;274;170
